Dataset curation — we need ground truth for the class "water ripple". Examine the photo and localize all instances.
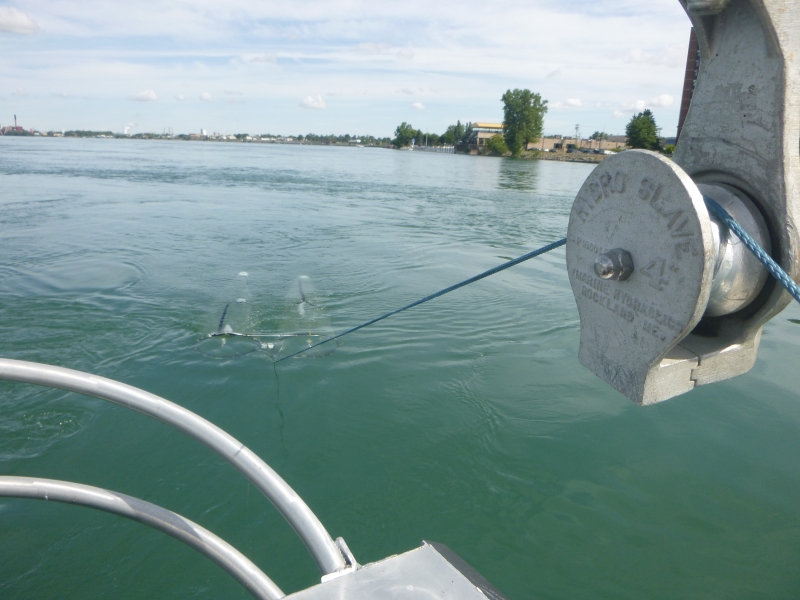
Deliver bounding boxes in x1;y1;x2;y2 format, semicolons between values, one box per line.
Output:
0;389;93;461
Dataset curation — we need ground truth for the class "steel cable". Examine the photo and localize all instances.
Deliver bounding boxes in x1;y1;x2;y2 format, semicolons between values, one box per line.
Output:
275;238;567;363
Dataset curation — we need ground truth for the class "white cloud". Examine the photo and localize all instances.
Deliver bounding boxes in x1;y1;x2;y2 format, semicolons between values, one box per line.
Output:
199;92;213;102
12;89;28;97
224;90;243;95
300;94;326;109
0;0;685;42
174;94;185;101
411;102;425;110
617;94;674;114
131;89;157;102
551;98;582;110
629;100;647;111
53;92;70;99
250;54;277;63
617;46;685;67
0;7;39;34
0;0;689;136
649;93;674;107
400;87;423;95
358;42;391;54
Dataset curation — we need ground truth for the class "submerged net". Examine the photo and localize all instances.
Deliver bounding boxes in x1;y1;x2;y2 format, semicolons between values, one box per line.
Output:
194;331;261;359
196;332;342;361
195;274;341;361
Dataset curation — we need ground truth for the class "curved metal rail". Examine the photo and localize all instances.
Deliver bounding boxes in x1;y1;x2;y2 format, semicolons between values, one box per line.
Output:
0;358;348;575
0;477;285;600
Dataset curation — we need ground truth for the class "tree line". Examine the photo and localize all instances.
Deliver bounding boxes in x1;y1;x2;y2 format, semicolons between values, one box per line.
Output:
11;104;668;153
293;133;392;145
392;88;548;157
587;111;668;152
392;120;476;148
391;89;673;157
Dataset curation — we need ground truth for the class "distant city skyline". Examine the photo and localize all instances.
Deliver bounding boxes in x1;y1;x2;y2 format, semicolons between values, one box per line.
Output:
1;0;691;137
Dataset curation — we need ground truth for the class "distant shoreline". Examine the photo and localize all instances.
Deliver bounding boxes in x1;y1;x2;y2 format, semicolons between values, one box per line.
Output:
518;151;606;164
0;134;611;163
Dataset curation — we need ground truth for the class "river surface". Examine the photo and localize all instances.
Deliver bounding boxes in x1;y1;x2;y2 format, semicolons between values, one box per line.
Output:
1;137;799;599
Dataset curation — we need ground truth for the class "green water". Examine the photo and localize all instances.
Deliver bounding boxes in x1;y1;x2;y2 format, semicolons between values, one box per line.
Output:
1;138;800;599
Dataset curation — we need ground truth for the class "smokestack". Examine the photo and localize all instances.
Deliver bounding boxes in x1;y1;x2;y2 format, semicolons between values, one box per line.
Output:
14;115;17;127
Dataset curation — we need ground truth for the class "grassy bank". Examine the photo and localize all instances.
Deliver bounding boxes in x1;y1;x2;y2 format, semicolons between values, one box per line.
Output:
516;150;606;163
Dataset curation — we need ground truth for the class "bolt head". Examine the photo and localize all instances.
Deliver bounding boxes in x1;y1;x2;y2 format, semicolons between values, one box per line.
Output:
594;255;616;279
594;249;634;281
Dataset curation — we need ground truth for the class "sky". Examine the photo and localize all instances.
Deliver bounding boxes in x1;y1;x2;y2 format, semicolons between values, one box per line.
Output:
0;0;693;137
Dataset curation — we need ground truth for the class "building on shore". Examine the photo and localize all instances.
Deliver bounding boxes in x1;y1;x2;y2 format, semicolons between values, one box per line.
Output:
467;123;503;151
0;126;29;135
0;115;28;135
464;124;629;154
527;135;627;152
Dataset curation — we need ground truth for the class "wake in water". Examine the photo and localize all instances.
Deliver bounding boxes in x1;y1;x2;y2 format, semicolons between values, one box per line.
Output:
195;274;341;361
297;275;315;317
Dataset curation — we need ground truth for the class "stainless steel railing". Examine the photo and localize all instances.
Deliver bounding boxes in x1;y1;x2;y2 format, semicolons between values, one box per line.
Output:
0;476;285;600
0;358;351;592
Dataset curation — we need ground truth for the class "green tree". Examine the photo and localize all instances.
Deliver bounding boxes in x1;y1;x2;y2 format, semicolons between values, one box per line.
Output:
485;134;509;156
501;89;548;157
461;122;473;144
625;110;660;150
440;128;454;145
452;120;464;143
393;122;416;147
441;120;465;145
589;131;607;148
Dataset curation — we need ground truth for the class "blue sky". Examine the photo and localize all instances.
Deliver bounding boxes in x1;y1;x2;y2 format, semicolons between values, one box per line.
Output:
0;1;692;137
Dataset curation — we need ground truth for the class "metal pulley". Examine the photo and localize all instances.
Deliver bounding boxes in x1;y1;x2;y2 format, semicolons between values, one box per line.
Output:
566;0;799;404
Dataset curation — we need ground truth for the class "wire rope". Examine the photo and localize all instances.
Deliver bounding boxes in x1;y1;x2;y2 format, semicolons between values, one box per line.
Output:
275;237;567;363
